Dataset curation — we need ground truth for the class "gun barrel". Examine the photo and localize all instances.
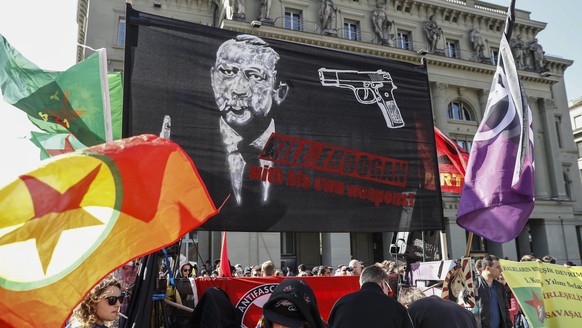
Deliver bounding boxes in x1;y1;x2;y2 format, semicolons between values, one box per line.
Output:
318;68;392;86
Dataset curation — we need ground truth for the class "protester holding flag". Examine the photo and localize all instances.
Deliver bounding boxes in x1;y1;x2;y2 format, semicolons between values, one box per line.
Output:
66;275;125;328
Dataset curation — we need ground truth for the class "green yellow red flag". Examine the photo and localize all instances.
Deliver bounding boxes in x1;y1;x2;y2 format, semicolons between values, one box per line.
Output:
0;134;217;327
500;259;582;327
0;34;122;147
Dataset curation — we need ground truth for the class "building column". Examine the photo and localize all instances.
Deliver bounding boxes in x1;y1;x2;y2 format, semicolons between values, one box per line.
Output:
322;233;351;269
529;97;550;199
538;98;567;199
529;219;571;264
487;240;518;261
431;82;449;127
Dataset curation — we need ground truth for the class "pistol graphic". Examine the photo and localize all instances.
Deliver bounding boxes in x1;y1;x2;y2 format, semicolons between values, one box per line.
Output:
318;68;405;128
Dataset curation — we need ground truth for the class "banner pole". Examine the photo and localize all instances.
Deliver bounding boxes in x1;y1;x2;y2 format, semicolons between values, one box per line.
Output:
465;232;473;257
440;230;448;260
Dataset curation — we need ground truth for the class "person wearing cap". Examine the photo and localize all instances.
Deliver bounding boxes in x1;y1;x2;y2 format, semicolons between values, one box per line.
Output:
328;265;412;328
257;279;326;328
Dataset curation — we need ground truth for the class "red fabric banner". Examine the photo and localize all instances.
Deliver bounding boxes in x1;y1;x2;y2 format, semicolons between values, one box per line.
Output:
195;276;360;327
434;127;469;194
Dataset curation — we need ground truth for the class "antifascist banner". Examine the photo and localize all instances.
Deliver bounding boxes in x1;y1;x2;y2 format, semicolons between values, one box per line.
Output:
500;260;582;328
124;5;442;232
0;135;217;327
195;276;360;327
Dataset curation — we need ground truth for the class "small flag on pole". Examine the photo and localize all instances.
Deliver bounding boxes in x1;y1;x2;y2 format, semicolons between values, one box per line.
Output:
219;231;232;277
456;0;535;243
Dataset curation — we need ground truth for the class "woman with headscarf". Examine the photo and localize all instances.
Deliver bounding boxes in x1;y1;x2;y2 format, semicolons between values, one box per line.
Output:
257;279;327;328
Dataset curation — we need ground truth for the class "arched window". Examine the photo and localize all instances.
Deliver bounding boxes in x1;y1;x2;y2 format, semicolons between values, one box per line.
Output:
447;100;474;121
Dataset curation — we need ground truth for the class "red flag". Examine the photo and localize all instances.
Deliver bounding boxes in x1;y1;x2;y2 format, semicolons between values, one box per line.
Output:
434;127;469;194
219;231;232;277
0;134;217;328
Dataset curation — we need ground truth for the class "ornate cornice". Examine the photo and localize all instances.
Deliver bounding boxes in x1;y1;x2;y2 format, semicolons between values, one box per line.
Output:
221;12;560;86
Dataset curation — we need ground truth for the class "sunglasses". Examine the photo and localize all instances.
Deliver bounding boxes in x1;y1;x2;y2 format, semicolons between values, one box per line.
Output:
106;293;126;306
182;269;191;272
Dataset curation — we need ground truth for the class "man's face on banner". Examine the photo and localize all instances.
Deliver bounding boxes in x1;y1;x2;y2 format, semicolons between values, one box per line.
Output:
211;38;280;126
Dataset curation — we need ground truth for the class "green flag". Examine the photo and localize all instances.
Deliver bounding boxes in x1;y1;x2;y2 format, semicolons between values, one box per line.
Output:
0;34;117;147
29;131;86;160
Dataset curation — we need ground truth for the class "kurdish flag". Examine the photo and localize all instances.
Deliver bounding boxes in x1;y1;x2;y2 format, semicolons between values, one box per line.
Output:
456;0;534;243
0;134;218;328
0;34;121;147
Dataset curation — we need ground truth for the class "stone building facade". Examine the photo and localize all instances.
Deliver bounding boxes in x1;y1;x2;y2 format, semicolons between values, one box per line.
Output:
77;0;582;268
570;98;582;188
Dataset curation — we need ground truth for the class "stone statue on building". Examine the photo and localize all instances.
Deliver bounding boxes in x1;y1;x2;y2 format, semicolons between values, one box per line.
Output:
470;27;485;62
526;38;547;72
423;15;442;54
258;0;273;23
371;1;394;46
510;34;525;69
319;0;338;36
231;0;245;20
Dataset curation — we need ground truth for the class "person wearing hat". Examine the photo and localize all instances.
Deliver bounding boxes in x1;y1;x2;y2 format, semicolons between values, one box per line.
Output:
257;279;326;328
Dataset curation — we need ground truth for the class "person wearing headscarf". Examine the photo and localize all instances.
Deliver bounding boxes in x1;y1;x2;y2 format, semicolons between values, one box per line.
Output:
257;279;327;328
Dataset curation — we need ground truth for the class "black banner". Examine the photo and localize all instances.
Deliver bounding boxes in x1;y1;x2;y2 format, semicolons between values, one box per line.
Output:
124;5;443;232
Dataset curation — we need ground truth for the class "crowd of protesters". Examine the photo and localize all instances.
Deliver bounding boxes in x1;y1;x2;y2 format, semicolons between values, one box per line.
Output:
71;253;574;328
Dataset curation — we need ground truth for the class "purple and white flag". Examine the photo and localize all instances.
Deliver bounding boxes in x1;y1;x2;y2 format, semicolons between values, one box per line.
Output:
456;0;535;243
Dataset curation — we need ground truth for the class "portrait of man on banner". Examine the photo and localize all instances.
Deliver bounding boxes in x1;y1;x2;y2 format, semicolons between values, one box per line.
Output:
211;34;289;206
124;7;444;233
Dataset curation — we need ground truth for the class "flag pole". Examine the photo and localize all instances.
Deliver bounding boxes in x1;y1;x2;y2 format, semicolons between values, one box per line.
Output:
465;232;473;257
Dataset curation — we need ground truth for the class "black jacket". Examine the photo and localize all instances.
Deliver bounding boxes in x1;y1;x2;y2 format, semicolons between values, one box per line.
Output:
328;282;412;328
475;276;512;328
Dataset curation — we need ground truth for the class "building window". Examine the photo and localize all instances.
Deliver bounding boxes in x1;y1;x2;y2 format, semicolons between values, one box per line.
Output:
116;17;126;47
344;20;359;41
446;40;459;58
284;9;302;31
281;232;296;255
447;100;473;121
490;48;499;65
455;139;472;153
397;30;412;50
575;115;582;129
577;141;582;158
